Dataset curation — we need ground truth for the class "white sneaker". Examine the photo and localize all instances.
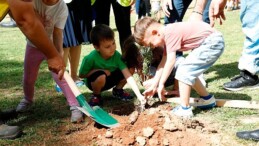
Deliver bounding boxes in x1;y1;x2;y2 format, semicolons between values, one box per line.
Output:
16;98;33;112
196;95;216;109
171;105;193;119
70;106;83;123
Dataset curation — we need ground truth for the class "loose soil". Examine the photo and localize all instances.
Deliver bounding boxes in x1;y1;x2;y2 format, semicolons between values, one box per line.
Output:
59;99;231;146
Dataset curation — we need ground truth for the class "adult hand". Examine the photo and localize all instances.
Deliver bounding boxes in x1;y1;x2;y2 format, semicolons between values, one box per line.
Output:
209;0;227;27
161;0;173;17
47;56;66;80
157;84;166;102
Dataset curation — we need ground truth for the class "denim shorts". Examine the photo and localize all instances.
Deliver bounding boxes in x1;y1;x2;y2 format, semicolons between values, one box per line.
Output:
175;32;225;85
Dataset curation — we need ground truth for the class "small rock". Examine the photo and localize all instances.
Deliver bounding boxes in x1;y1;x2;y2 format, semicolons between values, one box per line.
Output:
149;139;159;145
143;127;154;138
102;139;113;146
105;130;113;138
129;111;139;124
163;122;178;132
136;136;146;146
148;108;158;115
163;138;169;146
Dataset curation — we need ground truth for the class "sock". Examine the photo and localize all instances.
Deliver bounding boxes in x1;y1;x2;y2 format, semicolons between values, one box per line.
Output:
200;94;212;100
181;106;191;110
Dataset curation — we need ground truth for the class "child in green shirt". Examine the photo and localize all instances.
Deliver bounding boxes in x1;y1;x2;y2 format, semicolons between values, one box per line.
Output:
79;24;146;106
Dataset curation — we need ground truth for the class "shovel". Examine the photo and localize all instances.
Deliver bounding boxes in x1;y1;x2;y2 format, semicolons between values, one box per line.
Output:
64;72;120;128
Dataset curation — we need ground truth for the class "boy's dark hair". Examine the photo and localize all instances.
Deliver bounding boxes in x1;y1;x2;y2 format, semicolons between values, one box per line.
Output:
90;24;114;46
122;36;143;70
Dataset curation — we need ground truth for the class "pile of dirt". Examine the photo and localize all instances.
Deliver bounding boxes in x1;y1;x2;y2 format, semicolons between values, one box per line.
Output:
61;102;220;146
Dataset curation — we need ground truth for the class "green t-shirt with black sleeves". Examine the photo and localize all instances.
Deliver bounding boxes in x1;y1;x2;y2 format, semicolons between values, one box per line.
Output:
79;50;127;84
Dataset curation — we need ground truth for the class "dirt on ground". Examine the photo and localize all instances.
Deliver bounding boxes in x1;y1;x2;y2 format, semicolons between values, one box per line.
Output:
59;99;226;146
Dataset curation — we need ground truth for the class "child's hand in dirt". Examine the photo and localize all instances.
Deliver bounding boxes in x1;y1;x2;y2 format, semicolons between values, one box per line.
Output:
138;95;147;105
157;84;167;102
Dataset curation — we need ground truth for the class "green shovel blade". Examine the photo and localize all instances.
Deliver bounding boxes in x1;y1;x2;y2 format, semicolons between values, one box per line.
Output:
76;94;119;128
92;106;120;127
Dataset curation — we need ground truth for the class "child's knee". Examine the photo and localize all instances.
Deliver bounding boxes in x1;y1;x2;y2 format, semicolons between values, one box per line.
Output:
95;74;106;84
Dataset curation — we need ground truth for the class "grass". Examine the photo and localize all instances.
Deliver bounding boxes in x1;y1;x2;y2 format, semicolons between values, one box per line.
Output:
0;7;258;146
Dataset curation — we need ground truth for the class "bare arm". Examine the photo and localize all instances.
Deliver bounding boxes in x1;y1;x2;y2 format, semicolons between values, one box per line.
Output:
157;52;176;101
143;54;167;98
189;0;227;26
189;0;207;22
121;68;146;104
53;27;64;56
209;0;227;27
7;0;65;79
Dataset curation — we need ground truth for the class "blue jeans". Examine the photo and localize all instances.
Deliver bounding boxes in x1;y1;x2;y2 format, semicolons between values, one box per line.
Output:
238;0;259;75
135;0;141;14
175;32;224;85
164;0;211;24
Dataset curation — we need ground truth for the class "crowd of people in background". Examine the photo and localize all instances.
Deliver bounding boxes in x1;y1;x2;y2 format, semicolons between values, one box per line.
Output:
0;0;258;142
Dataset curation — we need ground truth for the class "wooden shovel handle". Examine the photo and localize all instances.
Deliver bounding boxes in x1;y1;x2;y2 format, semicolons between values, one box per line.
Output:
63;71;81;97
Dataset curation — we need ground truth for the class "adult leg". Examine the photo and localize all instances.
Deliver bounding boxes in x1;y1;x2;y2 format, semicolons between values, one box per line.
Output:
63;47;70;66
202;0;211;24
135;0;141;20
112;2;132;52
165;0;192;24
144;0;151;16
68;45;82;81
94;0;111;25
238;0;259;75
223;0;259;91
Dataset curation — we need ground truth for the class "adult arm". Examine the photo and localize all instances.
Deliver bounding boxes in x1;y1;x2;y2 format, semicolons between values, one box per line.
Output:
189;0;207;22
209;0;227;27
7;0;65;79
189;0;227;27
53;27;64;56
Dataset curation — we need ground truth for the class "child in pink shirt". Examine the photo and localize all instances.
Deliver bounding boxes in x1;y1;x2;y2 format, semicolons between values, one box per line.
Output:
133;17;224;118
